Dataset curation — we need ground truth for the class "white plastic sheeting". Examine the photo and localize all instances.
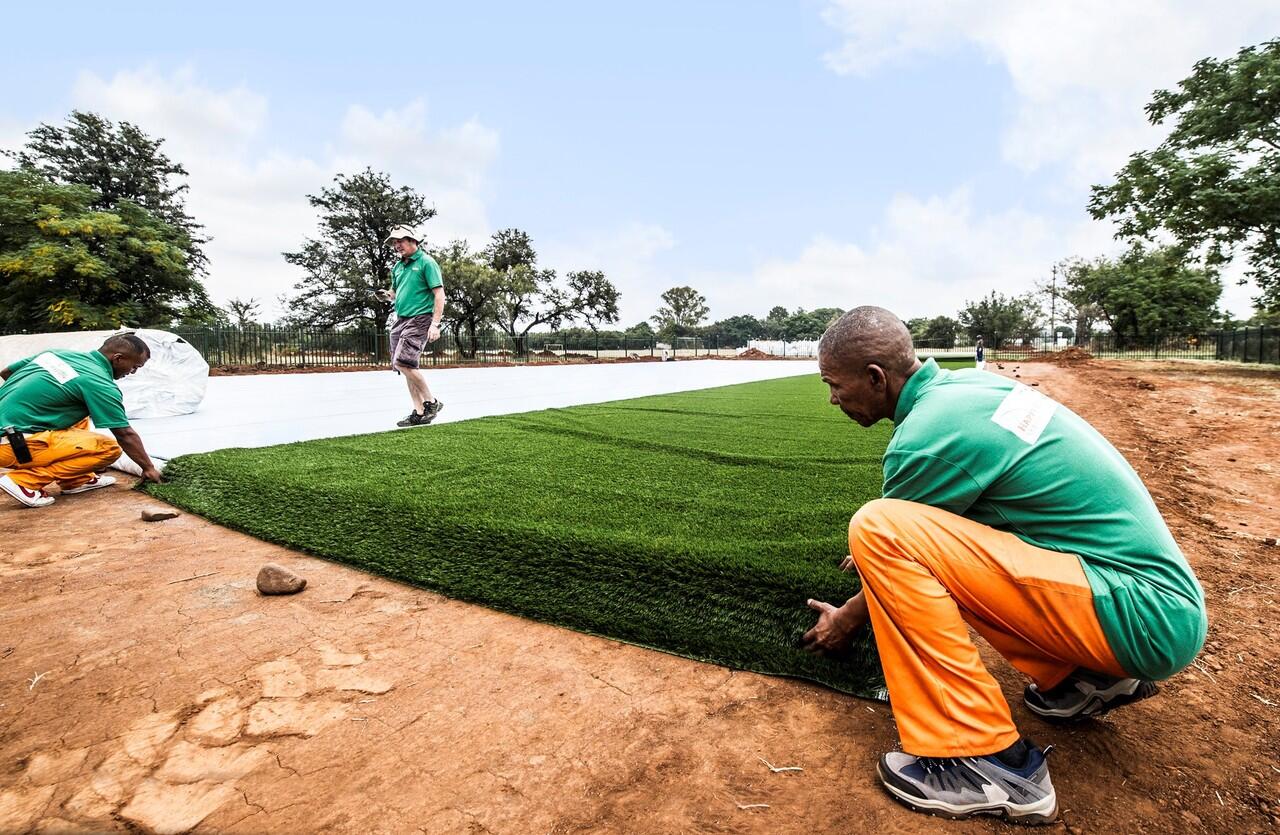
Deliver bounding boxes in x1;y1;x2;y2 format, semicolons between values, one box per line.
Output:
0;329;209;419
116;329;209;419
118;359;819;472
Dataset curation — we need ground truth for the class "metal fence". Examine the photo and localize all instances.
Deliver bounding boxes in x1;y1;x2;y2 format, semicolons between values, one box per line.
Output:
978;327;1278;364
166;327;734;368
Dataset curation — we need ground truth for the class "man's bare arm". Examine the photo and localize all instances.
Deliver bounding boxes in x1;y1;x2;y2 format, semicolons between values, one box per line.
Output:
110;427;164;483
0;365;15;382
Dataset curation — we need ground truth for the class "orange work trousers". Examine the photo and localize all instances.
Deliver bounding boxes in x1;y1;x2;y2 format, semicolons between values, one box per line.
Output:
0;419;121;490
849;498;1128;758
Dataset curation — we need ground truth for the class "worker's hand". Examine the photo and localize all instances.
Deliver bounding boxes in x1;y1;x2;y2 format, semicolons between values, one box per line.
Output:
800;597;868;658
141;466;164;484
379;289;395;302
427;323;441;343
839;554;856;572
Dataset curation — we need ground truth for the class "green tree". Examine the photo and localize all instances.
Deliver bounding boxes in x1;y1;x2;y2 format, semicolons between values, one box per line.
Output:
651;286;709;340
432;240;502;358
707;314;765;348
8;110;208;276
283;168;434;330
763;305;789;339
226;298;260;328
1088;39;1280;311
0;169;210;331
1061;247;1221;345
958;292;1042;347
486;229;619;352
907;315;961;348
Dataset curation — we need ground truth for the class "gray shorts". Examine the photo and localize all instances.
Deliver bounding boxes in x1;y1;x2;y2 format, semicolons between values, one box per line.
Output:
389;314;433;369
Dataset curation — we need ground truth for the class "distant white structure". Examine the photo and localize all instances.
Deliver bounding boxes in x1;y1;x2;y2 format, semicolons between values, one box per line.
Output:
742;340;819;357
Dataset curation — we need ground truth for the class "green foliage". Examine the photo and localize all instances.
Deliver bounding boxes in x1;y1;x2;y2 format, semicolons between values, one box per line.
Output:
432;240;503;358
0;169;209;331
651;286;709;340
225;298;260;329
906;315;960;347
147;376;893;697
486;228;620;346
7;110;208;276
958;291;1042;346
1089;39;1280;311
1060;247;1222;342
284;168;434;330
701;314;764;348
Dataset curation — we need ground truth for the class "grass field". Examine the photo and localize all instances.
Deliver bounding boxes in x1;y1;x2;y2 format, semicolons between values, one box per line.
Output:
147;362;971;698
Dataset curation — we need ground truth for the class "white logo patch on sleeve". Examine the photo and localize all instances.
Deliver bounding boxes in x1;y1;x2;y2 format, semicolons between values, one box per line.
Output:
991;383;1057;445
33;352;80;385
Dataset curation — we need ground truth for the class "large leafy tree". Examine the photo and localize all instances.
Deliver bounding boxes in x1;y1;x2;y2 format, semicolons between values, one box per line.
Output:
651;286;709;340
486;228;620;351
958;292;1042;347
0;169;211;331
706;314;765;348
431;240;502;358
906;315;961;347
284;168;433;330
1061;247;1221;344
1089;39;1280;311
8;110;208;276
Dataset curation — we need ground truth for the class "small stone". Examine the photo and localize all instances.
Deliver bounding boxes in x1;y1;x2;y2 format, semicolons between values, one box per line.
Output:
141;509;179;522
1031;382;1040;386
1264;537;1277;547
257;563;307;595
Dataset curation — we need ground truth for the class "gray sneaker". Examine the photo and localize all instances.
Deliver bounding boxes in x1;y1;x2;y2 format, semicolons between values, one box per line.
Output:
422;399;444;423
1024;669;1158;723
877;745;1058;825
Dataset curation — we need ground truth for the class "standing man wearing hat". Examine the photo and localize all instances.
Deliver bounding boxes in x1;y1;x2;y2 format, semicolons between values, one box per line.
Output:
381;226;446;427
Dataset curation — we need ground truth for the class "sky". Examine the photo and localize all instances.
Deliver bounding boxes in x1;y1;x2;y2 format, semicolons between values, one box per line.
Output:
3;1;1278;326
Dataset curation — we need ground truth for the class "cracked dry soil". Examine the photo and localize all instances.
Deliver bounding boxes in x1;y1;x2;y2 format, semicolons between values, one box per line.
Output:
1;360;1278;834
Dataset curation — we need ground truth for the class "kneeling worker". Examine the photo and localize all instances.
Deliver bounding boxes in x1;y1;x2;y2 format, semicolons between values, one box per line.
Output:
802;307;1206;824
0;334;164;508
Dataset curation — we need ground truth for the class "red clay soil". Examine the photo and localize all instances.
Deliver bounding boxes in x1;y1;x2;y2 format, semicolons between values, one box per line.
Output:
1;360;1277;833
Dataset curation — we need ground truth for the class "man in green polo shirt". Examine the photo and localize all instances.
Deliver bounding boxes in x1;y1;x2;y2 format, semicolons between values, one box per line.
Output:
380;225;447;428
800;306;1205;824
0;333;164;508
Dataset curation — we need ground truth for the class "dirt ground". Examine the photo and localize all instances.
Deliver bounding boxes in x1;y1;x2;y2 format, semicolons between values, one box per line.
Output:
1;359;1277;834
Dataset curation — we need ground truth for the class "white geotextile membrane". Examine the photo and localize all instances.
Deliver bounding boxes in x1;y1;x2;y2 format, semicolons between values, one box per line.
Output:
109;359;819;473
0;329;209;419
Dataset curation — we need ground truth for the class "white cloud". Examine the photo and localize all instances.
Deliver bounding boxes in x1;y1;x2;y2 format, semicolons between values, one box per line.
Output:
66;67;500;318
822;1;1280;184
814;1;1279;317
705;187;1115;322
540;223;677;326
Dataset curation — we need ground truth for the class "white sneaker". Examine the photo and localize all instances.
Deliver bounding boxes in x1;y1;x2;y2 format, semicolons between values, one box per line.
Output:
0;474;56;508
60;474;118;494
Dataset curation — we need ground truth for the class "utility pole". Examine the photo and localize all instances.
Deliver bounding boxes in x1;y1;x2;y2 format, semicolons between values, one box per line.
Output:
1049;264;1057;349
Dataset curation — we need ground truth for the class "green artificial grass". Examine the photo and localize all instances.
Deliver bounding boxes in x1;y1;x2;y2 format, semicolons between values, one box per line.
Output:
148;363;969;698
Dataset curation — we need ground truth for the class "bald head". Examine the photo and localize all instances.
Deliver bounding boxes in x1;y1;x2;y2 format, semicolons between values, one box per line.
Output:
99;333;150;380
818;306;916;375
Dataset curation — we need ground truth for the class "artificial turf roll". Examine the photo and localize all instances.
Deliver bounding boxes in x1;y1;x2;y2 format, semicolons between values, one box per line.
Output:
147;373;911;698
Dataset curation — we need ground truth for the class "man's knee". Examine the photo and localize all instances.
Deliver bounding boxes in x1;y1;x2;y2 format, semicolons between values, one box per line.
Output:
848;498;919;566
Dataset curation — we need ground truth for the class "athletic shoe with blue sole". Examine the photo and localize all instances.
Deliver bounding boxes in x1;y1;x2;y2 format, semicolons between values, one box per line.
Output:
1024;669;1159;723
877;744;1058;825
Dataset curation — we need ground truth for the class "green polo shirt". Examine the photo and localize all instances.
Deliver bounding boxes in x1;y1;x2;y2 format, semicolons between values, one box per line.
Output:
0;349;130;433
881;359;1206;681
391;250;444;318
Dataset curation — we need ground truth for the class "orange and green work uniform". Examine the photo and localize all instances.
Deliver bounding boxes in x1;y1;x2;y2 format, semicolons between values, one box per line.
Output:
851;358;1206;757
0;350;128;490
392;250;444;318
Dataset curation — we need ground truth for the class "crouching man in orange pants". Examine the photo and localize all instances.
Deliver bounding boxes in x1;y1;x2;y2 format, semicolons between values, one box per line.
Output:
802;307;1206;825
0;334;164;508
